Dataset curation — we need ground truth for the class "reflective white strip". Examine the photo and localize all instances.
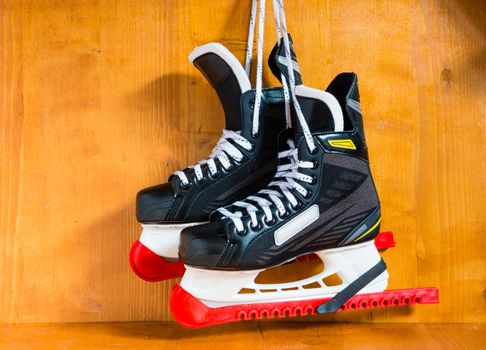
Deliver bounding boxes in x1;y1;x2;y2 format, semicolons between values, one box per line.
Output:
347;98;362;114
274;204;319;246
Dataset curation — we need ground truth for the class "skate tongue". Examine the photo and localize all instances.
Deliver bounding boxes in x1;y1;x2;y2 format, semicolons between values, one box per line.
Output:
189;43;251;131
268;34;303;86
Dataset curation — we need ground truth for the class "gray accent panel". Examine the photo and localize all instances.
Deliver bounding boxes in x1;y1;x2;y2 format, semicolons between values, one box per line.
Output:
347;98;362;114
277;56;301;75
340;206;381;245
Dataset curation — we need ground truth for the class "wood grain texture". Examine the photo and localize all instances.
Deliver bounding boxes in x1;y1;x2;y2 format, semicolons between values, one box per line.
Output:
1;322;485;350
1;0;485;323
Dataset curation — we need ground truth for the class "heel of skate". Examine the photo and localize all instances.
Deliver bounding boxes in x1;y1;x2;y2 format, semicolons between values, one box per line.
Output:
130;222;203;282
129;240;185;282
373;231;395;250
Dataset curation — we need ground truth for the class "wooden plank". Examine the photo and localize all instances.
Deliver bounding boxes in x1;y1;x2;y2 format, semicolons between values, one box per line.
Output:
0;0;485;323
0;322;484;350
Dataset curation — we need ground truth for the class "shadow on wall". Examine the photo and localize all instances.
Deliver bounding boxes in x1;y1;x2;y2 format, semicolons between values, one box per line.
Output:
124;71;228;185
124;73;222;135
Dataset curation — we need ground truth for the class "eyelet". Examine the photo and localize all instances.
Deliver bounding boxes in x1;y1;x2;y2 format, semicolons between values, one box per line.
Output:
312;161;319;169
278;211;289;219
292;202;302;210
236;227;247;236
180;182;192;190
209;171;220;179
195;177;206;185
311;176;317;185
304;190;312;199
264;217;276;226
250;223;262;231
310;147;318;155
222;165;232;174
249;99;255;109
251;132;260;139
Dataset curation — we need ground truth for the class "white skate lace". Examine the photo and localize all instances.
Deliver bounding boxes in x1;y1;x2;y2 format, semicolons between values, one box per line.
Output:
217;0;318;232
218;138;314;232
251;0;266;136
173;130;252;186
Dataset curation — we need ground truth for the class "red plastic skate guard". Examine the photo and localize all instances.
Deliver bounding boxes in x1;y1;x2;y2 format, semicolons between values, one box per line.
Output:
169;284;439;328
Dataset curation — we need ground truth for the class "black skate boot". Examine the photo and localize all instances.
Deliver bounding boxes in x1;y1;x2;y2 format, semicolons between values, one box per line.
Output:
130;43;287;282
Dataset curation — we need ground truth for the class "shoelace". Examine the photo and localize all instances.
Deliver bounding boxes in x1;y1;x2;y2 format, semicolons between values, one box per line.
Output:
251;0;266;136
173;129;252;186
217;0;318;232
218;139;314;232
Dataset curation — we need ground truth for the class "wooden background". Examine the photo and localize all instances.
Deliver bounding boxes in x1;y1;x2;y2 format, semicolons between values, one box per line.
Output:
1;0;485;324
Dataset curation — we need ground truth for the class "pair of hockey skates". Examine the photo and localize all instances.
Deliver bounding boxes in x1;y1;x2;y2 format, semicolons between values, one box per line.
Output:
130;0;438;328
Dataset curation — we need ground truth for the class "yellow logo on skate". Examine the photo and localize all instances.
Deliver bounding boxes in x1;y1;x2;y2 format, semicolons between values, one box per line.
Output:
327;139;356;150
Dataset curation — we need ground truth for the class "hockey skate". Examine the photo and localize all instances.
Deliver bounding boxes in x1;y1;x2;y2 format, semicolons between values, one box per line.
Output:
130;0;298;282
170;0;438;328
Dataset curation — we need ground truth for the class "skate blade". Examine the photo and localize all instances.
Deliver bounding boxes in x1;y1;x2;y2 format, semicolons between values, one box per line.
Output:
170;284;439;328
128;232;395;282
129;240;185;282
